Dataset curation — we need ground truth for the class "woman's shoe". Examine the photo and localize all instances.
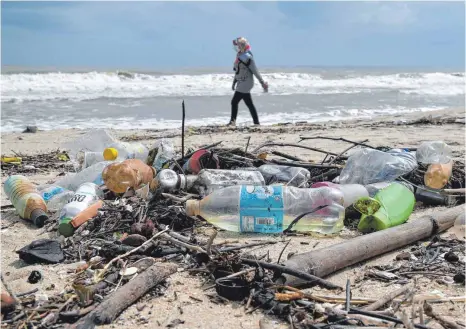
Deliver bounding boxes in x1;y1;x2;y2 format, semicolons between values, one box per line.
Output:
227;121;236;127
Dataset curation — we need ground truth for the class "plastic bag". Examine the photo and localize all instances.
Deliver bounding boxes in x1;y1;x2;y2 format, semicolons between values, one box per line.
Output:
339;148;418;185
416;141;452;164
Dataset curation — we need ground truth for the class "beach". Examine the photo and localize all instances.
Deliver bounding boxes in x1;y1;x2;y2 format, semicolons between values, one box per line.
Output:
1;106;465;328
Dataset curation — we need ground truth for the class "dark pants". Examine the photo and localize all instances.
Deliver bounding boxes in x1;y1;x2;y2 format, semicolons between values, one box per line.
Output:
230;91;259;124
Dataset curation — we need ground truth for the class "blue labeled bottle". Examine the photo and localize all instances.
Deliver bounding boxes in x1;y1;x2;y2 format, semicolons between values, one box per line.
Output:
185;185;345;234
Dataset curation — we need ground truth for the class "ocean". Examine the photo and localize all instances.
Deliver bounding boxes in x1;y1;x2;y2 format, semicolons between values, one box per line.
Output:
1;67;464;132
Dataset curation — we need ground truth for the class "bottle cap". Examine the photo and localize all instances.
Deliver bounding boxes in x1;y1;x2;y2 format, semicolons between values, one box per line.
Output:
103;148;118;161
185;200;200;217
30;209;49;228
58;219;75;237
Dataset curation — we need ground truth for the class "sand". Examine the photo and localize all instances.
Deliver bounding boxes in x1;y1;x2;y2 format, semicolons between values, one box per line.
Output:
1;107;465;329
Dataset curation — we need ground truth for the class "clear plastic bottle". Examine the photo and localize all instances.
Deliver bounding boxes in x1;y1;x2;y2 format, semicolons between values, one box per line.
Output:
55;161;114;191
39;185;75;212
416;141;452;164
192;169;266;196
149;140;175;171
257;165;310;187
311;182;368;207
185;185;345;234
58;182;103;236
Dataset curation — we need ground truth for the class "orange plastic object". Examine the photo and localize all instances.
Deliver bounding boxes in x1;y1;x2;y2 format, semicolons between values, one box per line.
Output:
102;159;155;193
424;160;453;189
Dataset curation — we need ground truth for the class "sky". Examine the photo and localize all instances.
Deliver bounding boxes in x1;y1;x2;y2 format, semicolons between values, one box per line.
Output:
1;1;465;69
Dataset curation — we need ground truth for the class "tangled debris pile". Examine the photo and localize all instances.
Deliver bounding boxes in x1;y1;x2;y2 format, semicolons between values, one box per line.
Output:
1;128;465;329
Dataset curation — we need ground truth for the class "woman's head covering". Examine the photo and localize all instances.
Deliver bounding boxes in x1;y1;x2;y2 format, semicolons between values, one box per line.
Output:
233;37;251;53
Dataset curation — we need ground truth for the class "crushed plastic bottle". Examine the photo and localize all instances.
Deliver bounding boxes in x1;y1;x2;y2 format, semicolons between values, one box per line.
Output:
3;175;49;227
148;140;175;170
185;185;345;234
58;182;103;237
55;161;114;191
192;169;266;196
102;159;155;194
339;148;418;185
416;141;452;164
39;185;75;212
257;165;311;187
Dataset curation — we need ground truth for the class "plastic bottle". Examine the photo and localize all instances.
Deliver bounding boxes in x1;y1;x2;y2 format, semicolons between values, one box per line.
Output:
311;182;368;207
102;159;155;194
3;175;49;227
148;140;175;170
416;141;452;164
257;165;310;187
183;149;220;174
424;160;453;189
185;185;345;234
192;169;266;196
39;185;75;212
354;182;415;232
66;200;104;237
55;161;114;191
58;183;103;236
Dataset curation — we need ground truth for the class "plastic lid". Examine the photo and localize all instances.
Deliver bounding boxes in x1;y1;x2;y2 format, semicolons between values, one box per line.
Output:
58;221;75;237
31;209;49;228
103;148;118;161
185;200;200;216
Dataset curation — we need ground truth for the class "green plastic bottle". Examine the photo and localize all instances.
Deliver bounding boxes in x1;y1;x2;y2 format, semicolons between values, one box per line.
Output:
354;182;415;232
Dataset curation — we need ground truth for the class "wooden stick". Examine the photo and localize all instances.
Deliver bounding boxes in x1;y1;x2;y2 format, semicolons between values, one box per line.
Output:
251;142;339;156
181;100;186;159
364;284;413;311
443;188;465;194
161;233;206;253
271;151;304;162
283;205;463;286
423;302;462;329
70;263;177;329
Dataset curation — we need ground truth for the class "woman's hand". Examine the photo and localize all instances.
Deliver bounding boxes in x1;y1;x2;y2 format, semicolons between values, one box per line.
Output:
232;80;237;91
261;81;269;92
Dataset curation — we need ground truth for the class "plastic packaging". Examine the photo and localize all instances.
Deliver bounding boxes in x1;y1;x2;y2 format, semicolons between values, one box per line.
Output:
185;185;345;234
183;149;220;174
416;141;452;164
58;183;103;236
3;175;49;227
102;159;155;194
354;182;415;232
192;169;266;196
55;161;113;191
311;182;368;207
148;140;175;170
339;148;418;185
424;160;453;189
39;185;75;212
257;165;311;187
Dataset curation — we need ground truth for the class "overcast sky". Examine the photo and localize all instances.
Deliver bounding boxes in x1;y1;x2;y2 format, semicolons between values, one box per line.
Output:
2;1;465;68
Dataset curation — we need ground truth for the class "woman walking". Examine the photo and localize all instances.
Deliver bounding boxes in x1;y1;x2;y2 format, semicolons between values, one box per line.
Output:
229;37;268;126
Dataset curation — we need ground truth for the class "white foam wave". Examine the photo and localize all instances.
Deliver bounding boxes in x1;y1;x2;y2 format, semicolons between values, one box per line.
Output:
1;71;463;103
0;105;445;133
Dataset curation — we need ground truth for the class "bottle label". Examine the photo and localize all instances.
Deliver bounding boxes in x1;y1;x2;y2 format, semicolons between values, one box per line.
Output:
239;186;284;233
42;186;65;202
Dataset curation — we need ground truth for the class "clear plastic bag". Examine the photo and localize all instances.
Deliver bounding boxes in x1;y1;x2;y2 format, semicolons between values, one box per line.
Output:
339;148;418;185
416;141;452;164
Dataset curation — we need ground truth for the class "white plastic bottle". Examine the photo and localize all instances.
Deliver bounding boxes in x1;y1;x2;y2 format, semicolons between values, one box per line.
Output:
40;185;75;212
58;182;103;236
185;185;345;234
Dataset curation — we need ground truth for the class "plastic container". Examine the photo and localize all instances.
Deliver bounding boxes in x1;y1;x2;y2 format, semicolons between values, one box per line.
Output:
3;175;49;227
257;165;310;187
39;185;75;212
339;148;418;185
58;183;103;236
311;182;368;207
416;141;452;164
148;140;175;171
185;185;345;234
55;161;113;191
354;182;415;232
102;159;155;194
192;169;266;196
424;160;453;189
183;149;220;174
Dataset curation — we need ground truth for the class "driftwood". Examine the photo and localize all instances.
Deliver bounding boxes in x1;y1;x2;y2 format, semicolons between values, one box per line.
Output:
283;205;464;286
423;302;463;329
363;284;413;311
70;263;177;329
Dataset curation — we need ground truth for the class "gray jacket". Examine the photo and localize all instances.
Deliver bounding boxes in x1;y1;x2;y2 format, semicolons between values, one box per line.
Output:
233;51;264;93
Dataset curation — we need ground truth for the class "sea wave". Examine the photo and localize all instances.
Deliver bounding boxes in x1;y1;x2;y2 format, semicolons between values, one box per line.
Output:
1;71;464;103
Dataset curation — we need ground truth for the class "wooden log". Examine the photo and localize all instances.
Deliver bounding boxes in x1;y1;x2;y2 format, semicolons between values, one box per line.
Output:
70;263;177;329
283;205;464;286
